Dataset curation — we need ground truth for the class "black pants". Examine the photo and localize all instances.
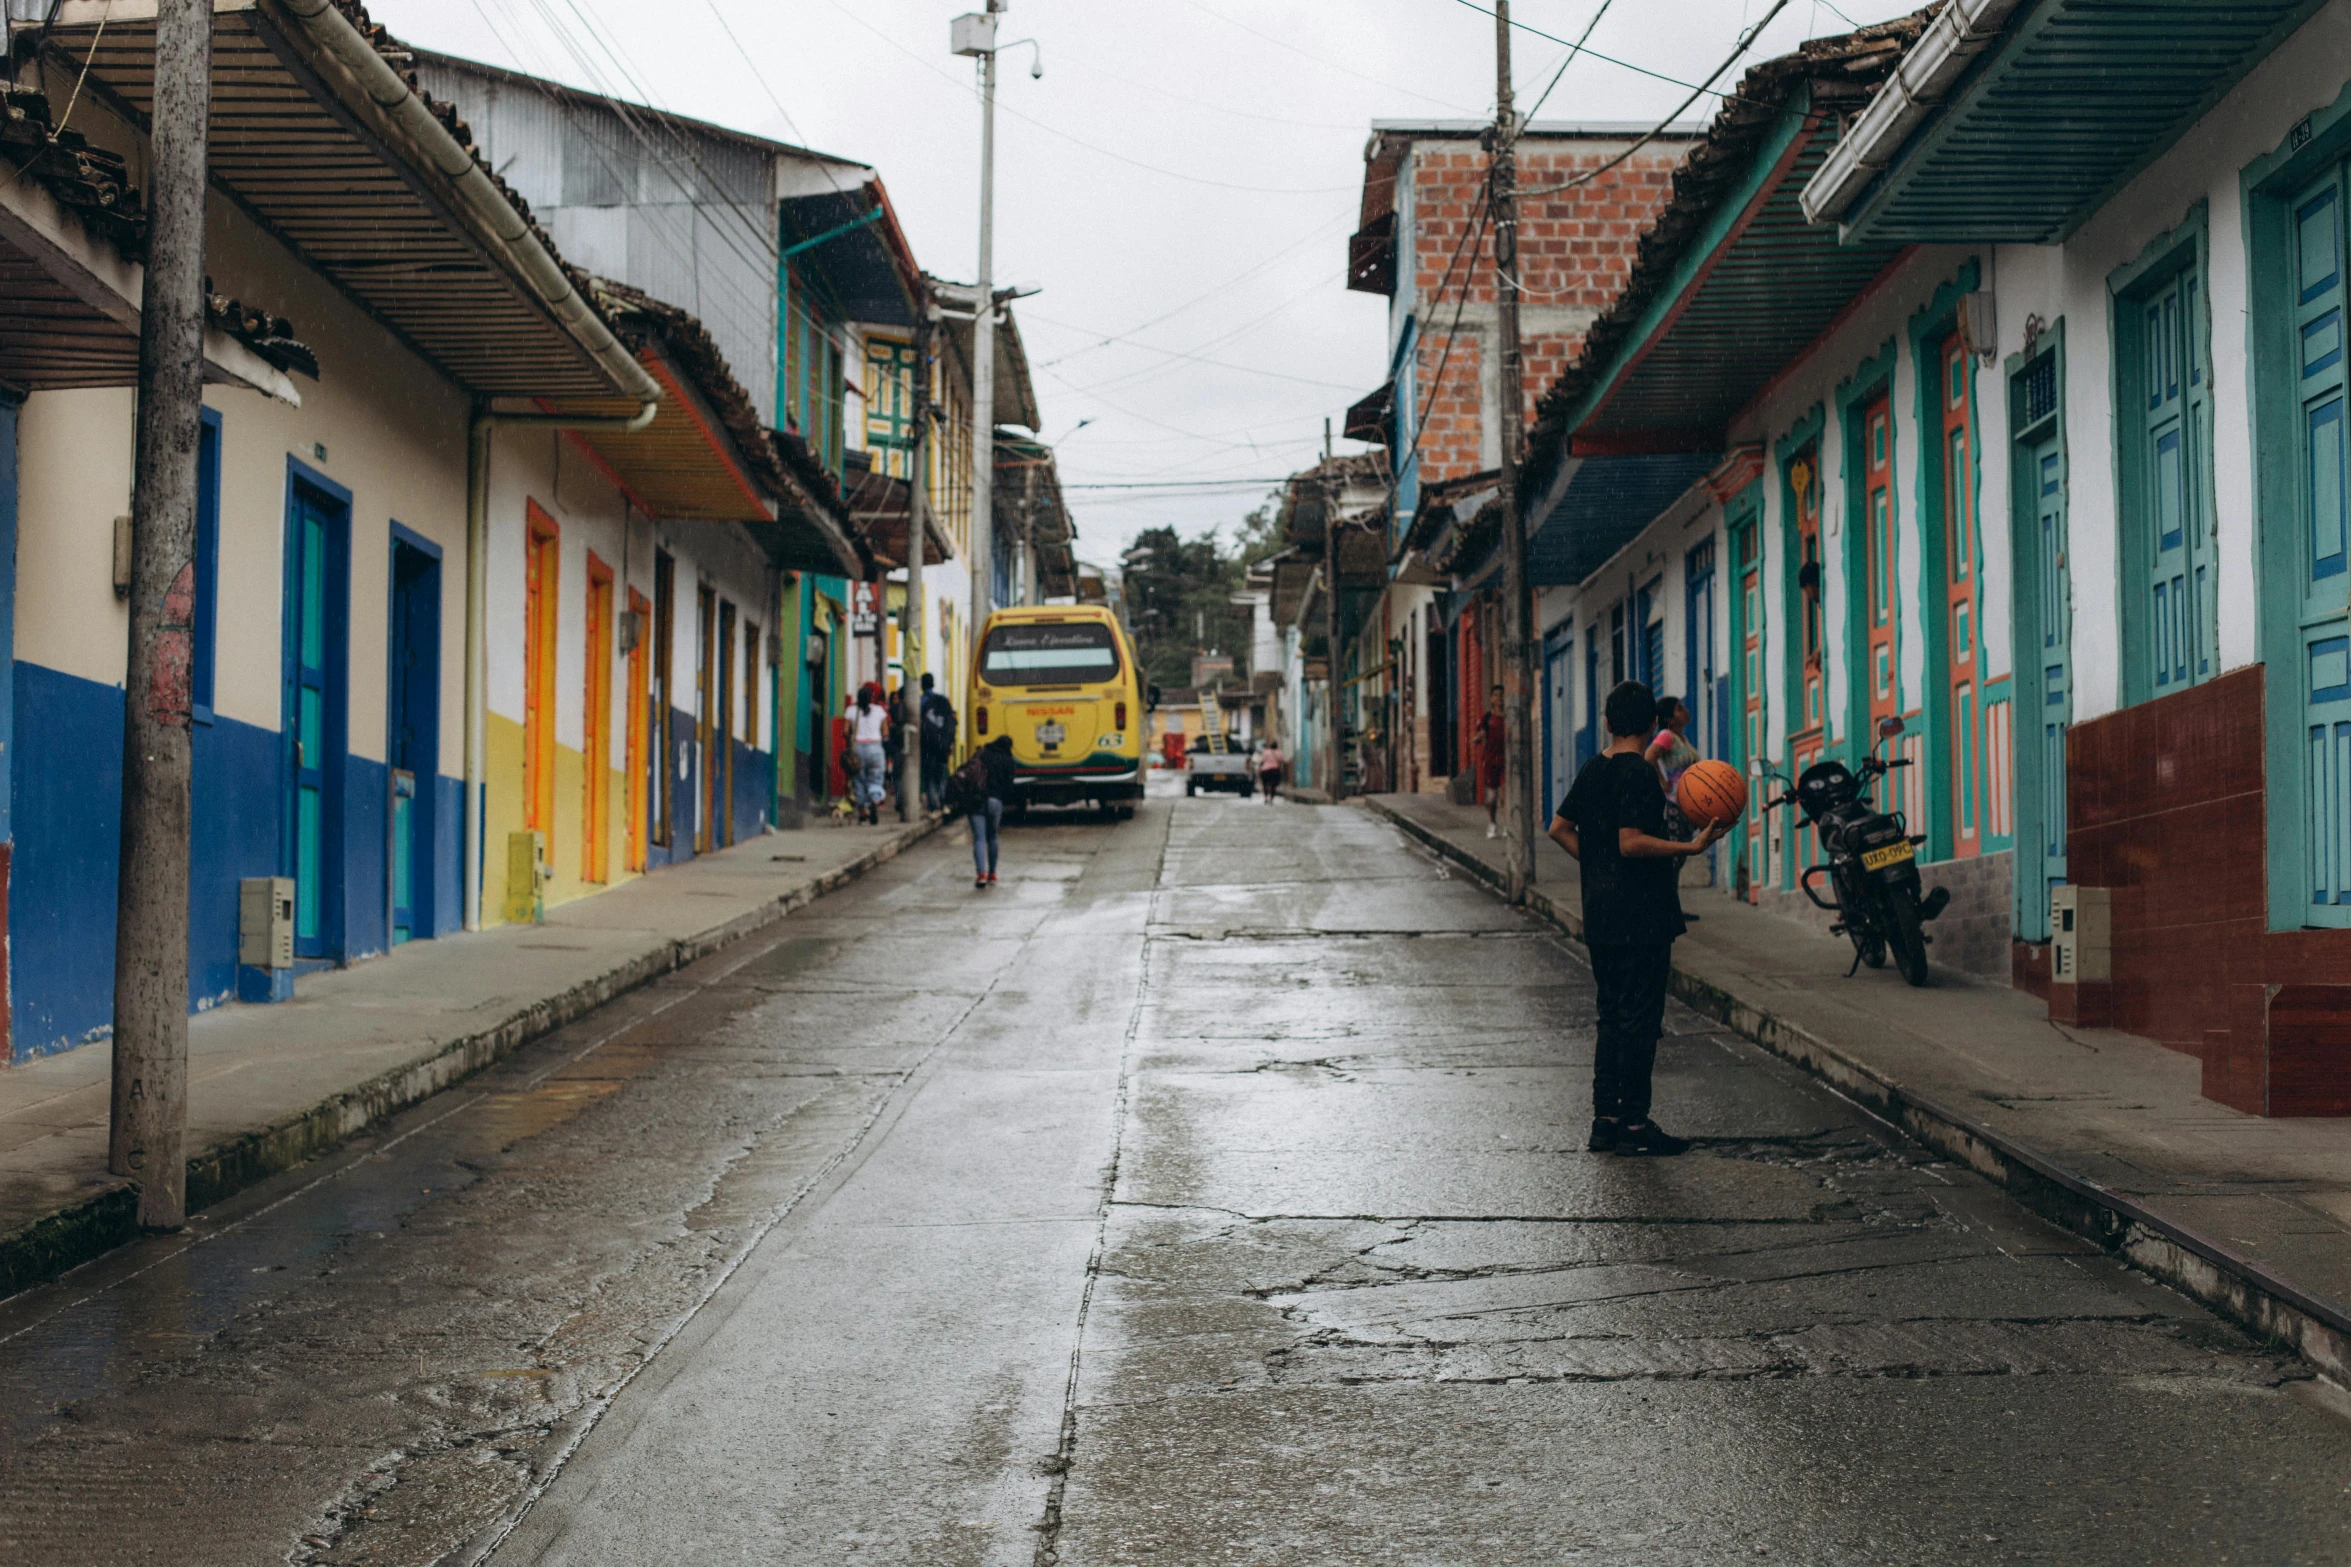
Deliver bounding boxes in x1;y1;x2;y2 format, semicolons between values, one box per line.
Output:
1589;939;1673;1122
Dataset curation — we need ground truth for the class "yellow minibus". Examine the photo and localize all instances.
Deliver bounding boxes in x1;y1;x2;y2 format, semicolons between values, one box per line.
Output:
969;605;1146;817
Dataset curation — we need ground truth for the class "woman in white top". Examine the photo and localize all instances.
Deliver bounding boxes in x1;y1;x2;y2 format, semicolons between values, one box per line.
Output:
848;684;890;825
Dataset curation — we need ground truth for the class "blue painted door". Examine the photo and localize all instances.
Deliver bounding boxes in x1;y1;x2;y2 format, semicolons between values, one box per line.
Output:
2293;170;2351;922
1685;541;1717;756
1543;628;1572;812
387;537;439;945
2142;263;2214;696
283;485;344;959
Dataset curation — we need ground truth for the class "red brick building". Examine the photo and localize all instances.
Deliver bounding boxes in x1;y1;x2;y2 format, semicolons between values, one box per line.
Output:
1341;124;1697;795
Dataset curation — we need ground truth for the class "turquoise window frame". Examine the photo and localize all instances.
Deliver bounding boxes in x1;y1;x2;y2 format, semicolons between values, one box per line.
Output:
2245;79;2351;931
1723;478;1764;894
1905;259;1984;862
2006;320;2069;940
2108;200;2215;711
1771;406;1826;890
1835;337;1901;769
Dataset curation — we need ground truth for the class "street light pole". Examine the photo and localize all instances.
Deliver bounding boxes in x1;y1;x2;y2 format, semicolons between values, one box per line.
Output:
955;5;1003;617
1492;0;1537;901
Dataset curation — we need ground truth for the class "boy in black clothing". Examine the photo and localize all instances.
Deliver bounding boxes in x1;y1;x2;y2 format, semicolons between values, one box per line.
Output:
1550;680;1726;1156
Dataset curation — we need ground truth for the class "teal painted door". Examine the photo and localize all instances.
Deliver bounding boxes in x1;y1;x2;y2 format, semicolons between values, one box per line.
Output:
2141;265;2215;695
2031;434;2071;926
284;488;340;958
2293;171;2351;921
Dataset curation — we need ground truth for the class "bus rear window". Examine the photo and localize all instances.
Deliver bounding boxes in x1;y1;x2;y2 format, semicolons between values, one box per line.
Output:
982;622;1119;682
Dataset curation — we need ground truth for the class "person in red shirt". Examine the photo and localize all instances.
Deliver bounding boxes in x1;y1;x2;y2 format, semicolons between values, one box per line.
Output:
1476;684;1508;838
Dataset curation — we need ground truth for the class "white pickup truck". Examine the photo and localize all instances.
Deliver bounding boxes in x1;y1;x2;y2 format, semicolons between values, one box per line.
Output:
1185;739;1255;797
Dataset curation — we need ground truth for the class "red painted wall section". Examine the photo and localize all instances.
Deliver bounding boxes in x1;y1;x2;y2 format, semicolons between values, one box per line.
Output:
2064;664;2351;1114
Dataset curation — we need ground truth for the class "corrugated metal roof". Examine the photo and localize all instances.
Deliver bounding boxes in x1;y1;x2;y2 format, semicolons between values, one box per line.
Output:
39;0;631;398
1819;0;2327;244
1527;453;1722;587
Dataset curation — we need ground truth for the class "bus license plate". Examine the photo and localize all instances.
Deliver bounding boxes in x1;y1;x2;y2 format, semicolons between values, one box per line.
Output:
1036;720;1066;747
1861;841;1914;872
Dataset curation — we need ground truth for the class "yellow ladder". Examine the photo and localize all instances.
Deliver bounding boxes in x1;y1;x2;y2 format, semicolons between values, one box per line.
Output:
1202;686;1227;753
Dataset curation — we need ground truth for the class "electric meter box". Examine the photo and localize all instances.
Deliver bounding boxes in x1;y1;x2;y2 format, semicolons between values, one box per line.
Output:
2050;885;2111;983
950;12;997;55
237;877;296;1002
239;876;294;969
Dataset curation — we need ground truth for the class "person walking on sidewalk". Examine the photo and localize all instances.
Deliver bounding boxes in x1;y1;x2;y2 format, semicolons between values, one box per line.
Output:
1256;740;1287;802
919;673;956;812
965;734;1016;888
848;684;889;826
1477;685;1507;838
1549;680;1726;1157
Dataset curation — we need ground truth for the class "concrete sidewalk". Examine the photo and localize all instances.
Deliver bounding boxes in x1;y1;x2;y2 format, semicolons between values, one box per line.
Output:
1364;790;2351;1379
0;815;942;1295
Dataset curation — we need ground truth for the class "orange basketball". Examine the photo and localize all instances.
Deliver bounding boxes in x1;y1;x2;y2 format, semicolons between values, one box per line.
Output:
1676;758;1748;827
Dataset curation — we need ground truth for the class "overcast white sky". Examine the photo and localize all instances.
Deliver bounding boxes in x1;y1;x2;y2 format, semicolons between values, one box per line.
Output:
374;0;1918;571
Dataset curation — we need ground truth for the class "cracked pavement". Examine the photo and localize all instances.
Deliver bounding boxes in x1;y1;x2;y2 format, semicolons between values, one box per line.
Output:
2;785;2349;1564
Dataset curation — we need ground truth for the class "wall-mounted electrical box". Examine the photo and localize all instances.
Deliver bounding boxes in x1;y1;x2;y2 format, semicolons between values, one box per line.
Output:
2050;885;2110;984
113;514;133;597
505;830;547;926
237;876;296;1002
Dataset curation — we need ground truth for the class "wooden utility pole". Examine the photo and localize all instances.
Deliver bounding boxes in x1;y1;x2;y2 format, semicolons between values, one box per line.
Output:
111;0;211;1229
1492;0;1537;900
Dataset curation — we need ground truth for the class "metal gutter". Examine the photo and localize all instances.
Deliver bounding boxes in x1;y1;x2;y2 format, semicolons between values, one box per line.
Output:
1798;0;2026;227
265;0;663;406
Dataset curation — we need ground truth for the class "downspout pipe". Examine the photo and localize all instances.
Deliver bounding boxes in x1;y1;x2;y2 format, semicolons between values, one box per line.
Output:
266;0;664;409
462;400;657;931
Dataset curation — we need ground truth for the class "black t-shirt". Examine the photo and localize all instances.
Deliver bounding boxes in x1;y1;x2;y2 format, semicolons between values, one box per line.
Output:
1558;751;1686;947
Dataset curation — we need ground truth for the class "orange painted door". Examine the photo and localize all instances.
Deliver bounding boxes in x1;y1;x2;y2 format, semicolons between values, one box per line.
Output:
1941;336;1982;858
583;554;613;883
523;502;560;836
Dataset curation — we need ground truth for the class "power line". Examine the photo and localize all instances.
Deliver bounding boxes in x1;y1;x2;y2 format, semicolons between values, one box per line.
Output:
1518;0;1792;199
1522;0;1617;124
823;0;1355;196
1450;0;1769;109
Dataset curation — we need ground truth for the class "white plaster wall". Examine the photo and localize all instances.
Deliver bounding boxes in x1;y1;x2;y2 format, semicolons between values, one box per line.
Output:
1967;0;2351;721
15;132;471;773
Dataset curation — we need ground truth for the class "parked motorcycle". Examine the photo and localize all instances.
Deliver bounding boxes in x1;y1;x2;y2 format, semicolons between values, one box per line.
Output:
1754;716;1951;987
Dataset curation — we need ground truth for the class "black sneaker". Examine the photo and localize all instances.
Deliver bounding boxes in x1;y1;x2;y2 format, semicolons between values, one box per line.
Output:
1586;1117;1625;1152
1614;1120;1693;1157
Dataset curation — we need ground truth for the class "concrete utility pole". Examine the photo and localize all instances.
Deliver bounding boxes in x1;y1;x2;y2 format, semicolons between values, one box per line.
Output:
900;310;930;823
112;0;211;1230
1491;0;1537;901
955;4;1004;616
1322;479;1341;803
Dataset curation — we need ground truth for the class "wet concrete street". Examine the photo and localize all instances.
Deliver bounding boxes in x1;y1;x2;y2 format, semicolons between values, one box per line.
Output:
4;788;2351;1565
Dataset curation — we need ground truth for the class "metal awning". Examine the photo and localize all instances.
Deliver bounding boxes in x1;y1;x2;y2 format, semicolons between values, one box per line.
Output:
1343;380;1392;445
1803;0;2326;244
35;0;653;401
843;451;954;570
0;130;304;400
1526;452;1722;587
782;183;919;331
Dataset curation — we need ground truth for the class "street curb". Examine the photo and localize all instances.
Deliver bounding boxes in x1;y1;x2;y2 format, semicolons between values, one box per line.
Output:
1366;795;2351;1380
0;816;945;1300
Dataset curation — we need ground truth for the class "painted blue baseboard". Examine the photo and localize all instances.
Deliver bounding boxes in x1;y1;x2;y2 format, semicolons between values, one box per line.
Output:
14;663;124;1058
10;660;461;1060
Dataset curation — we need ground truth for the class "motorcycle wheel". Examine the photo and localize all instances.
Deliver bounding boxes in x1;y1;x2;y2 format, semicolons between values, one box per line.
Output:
1888;892;1931;987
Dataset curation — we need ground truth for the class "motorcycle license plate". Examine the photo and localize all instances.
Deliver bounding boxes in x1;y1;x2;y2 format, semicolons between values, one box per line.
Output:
1036;720;1066;747
1861;840;1915;872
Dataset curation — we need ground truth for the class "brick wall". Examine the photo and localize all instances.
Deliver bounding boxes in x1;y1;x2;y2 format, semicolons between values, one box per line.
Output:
1406;139;1686;488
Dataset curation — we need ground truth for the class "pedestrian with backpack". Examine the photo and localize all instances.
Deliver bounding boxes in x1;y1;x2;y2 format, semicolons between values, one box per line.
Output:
957;734;1017;888
919;672;956;813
